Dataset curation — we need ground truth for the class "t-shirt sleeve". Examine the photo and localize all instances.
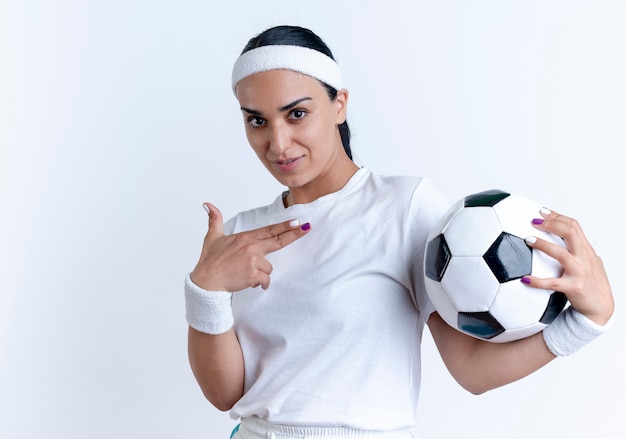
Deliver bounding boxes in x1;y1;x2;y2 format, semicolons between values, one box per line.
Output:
406;177;451;321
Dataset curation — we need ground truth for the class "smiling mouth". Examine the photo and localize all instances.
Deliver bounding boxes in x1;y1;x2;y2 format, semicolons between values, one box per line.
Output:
272;156;302;172
275;158;299;165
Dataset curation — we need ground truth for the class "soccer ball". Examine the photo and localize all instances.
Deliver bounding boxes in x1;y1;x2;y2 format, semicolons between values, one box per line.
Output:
424;189;568;343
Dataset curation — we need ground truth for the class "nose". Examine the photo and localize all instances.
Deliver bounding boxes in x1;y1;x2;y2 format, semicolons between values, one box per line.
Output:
268;123;290;155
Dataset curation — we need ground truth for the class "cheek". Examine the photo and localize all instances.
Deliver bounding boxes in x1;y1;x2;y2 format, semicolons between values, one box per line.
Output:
245;130;266;155
303;116;336;145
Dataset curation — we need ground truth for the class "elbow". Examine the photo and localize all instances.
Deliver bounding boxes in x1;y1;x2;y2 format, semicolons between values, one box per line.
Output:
202;385;242;412
193;383;241;411
464;384;489;396
212;400;237;412
454;376;495;396
207;394;239;412
193;378;243;412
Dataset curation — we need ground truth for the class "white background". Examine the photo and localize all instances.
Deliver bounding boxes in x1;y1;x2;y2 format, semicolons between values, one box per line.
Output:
1;1;625;438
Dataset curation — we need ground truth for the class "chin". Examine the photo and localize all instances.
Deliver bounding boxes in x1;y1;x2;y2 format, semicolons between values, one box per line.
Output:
274;174;309;189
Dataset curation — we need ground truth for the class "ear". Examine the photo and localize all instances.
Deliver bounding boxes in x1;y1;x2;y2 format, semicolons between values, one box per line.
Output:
334;89;349;124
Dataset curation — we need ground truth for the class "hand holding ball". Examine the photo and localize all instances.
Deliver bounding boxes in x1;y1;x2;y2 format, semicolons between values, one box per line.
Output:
424;189;567;343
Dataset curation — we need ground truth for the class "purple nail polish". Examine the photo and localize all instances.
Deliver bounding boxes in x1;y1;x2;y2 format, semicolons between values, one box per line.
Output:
521;277;531;285
300;222;311;231
532;218;544;225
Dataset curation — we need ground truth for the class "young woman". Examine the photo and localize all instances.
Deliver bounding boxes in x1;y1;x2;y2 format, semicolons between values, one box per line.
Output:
185;25;615;439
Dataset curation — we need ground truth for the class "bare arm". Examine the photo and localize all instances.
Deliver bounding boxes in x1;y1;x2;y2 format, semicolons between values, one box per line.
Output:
427;312;555;394
188;327;244;411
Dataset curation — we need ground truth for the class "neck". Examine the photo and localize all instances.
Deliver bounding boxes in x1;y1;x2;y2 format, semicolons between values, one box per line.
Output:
284;159;359;207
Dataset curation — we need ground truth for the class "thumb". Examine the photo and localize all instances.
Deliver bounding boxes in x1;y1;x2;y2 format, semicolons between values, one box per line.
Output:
203;202;224;241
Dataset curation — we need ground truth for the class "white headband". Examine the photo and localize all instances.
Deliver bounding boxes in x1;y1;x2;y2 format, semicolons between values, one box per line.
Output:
231;45;344;95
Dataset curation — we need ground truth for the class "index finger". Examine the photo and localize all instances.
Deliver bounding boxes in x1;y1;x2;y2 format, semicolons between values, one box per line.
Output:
251;219;312;254
532;208;586;255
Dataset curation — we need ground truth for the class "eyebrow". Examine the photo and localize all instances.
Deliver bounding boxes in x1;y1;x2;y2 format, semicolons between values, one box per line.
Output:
240;97;313;116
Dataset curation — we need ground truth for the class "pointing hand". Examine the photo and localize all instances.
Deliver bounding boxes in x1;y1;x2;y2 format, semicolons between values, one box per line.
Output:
190;202;311;292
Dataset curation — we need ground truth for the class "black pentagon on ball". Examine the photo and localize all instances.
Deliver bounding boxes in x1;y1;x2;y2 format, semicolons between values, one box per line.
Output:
539;291;568;324
483;232;532;283
458;311;505;339
425;234;451;282
464;189;511;207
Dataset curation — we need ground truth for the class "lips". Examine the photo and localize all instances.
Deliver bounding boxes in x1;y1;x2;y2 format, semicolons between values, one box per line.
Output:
273;156;302;172
276;158;298;165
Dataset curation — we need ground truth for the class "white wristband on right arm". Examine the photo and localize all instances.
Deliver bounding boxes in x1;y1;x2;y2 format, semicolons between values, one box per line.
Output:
184;274;234;335
542;306;614;357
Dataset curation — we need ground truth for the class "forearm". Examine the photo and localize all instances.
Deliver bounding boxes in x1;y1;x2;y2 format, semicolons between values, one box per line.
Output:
188;326;244;411
457;332;554;394
184;273;244;410
428;312;555;395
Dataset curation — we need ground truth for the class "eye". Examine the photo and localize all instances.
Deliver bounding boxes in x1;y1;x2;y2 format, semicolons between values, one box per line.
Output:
289;109;307;121
246;116;266;128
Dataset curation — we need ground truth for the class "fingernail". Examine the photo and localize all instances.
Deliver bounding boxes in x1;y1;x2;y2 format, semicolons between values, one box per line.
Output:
203;204;210;214
525;235;537;245
289;219;300;228
540;207;552;216
521;276;532;285
300;222;311;231
532;218;544;225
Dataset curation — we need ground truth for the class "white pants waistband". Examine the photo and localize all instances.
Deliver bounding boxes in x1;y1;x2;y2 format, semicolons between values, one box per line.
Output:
233;417;415;439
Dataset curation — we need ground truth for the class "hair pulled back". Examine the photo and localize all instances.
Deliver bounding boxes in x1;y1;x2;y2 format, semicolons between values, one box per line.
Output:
241;25;353;160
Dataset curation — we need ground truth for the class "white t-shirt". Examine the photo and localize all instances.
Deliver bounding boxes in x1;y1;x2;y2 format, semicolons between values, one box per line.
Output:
226;167;449;430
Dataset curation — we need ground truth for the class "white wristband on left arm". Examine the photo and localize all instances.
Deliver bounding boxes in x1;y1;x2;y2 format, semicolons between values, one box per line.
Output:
184;274;234;335
542;306;614;357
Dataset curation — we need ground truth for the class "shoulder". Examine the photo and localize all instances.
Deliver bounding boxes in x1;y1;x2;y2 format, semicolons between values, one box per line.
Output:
364;170;447;206
357;169;419;197
360;170;451;227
